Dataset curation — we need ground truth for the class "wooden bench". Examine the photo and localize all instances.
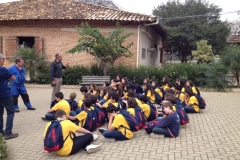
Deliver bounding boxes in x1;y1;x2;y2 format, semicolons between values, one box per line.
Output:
79;76;110;86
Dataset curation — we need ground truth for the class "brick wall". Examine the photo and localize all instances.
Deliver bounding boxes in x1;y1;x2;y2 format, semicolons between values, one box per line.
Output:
0;20;138;68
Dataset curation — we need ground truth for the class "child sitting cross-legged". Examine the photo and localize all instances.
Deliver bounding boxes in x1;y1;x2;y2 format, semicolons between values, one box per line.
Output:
150;102;180;139
66;92;78;111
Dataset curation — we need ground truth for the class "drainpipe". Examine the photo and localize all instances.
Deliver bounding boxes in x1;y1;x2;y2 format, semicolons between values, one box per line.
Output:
136;20;159;68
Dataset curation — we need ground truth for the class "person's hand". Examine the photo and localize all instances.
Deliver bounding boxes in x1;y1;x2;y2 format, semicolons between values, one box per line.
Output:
52;80;56;85
122;100;127;104
65;62;69;67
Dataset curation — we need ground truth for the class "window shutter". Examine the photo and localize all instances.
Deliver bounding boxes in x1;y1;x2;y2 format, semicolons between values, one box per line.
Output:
34;37;43;55
5;36;17;59
160;48;164;63
0;36;2;54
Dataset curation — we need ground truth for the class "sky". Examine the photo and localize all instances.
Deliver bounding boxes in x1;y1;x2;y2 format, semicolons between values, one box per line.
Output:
0;0;239;21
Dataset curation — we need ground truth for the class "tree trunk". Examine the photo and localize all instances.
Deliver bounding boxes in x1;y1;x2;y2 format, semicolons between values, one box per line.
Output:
235;70;239;88
102;61;109;76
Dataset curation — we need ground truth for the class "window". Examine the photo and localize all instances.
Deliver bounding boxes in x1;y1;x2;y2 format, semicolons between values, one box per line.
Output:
141;48;146;59
18;37;35;48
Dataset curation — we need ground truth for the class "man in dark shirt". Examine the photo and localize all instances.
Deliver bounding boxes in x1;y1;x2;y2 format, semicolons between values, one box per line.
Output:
50;53;69;102
0;53;18;140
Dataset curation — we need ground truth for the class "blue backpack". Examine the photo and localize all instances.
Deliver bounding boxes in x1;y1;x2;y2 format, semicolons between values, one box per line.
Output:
44;120;74;151
94;105;106;127
135;84;144;94
66;99;78;111
82;109;97;132
120;110;140;132
144;120;162;134
195;94;206;109
154;91;162;104
146;102;157;122
134;106;146;128
156;86;166;100
175;103;189;125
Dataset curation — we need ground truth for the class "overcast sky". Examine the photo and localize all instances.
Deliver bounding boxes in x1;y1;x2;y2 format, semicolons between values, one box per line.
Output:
1;0;239;21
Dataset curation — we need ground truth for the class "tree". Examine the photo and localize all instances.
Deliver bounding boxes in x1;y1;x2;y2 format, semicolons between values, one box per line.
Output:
153;0;230;62
67;22;134;75
192;40;214;64
13;47;48;82
77;0;119;9
221;45;240;87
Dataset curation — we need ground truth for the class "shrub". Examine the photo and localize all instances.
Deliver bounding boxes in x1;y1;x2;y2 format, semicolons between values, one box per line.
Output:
0;134;7;160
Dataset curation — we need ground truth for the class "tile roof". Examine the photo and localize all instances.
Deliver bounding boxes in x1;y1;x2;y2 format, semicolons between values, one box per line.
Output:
0;0;157;22
227;35;240;43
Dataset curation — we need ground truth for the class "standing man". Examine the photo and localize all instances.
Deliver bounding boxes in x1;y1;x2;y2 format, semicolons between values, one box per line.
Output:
8;58;35;112
50;53;69;102
0;53;18;140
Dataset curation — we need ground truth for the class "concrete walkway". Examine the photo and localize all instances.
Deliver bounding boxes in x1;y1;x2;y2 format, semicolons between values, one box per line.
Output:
4;87;240;160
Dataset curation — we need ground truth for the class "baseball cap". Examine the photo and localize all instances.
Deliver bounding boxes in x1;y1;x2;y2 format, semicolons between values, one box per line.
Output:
0;53;5;59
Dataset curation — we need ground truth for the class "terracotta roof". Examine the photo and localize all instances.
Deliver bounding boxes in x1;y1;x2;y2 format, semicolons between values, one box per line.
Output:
227;35;240;43
0;0;157;22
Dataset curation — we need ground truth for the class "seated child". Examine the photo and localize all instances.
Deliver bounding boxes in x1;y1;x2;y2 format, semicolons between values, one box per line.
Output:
68;98;97;132
174;85;185;103
126;97;137;116
66;92;78;111
150;102;180;139
99;103;134;142
152;81;164;98
143;83;155;104
88;83;100;96
42;92;70;121
78;93;91;111
80;86;88;101
139;95;151;121
184;88;200;113
43;110;100;156
127;91;142;106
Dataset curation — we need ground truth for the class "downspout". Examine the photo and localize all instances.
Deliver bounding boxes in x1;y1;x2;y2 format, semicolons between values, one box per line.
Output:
136;20;159;68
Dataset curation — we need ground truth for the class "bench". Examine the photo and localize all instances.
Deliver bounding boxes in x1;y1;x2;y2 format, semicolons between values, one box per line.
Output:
79;76;111;86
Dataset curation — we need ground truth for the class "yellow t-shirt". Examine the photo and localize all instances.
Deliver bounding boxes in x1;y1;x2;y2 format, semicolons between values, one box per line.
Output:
127;108;135;116
188;96;200;112
92;90;98;96
111;114;134;139
80;95;84;101
147;90;155;104
172;105;176;111
103;95;107;100
181;87;185;93
140;103;150;120
163;84;171;91
192;87;198;95
102;99;112;108
76;107;94;127
175;93;185;102
155;88;163;98
112;102;121;110
78;100;84;108
135;98;142;106
43;120;79;156
52;99;70;115
123;92;128;99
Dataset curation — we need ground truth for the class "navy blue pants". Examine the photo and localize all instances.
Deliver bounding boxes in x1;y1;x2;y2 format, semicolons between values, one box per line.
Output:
11;85;32;109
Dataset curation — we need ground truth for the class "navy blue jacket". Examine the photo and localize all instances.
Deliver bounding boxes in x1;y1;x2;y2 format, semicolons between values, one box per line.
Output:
50;60;67;80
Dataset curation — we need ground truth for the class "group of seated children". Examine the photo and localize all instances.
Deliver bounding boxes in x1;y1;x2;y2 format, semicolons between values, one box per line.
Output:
43;75;205;156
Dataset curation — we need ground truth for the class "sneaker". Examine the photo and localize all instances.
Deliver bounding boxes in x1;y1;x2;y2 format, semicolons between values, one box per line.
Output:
99;136;115;142
15;109;20;112
27;107;36;110
98;128;107;134
93;134;98;141
4;133;18;140
85;144;101;153
41;116;47;120
150;133;164;139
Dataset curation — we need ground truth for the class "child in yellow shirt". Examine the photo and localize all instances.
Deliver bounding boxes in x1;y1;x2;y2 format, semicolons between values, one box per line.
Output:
174;85;185;103
186;80;200;95
144;83;155;104
80;86;88;101
184;88;200;113
162;76;173;91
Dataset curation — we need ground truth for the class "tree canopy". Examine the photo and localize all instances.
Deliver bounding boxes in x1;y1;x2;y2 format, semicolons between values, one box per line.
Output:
67;22;134;75
77;0;119;9
192;40;214;64
153;0;230;62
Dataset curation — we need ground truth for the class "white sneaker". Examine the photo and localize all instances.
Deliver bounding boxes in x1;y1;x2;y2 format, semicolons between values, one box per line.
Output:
150;133;164;139
85;144;101;153
93;134;98;141
99;136;115;142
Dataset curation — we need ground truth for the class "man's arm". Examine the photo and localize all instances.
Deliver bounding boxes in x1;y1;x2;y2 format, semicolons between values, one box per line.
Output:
62;62;69;69
8;75;16;81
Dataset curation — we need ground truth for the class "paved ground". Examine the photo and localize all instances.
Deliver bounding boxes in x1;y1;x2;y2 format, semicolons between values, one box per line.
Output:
3;86;240;160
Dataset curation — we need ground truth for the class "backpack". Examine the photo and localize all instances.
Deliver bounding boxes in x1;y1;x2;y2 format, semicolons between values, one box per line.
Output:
66;99;78;111
144;120;162;134
156;86;166;101
94;106;105;127
146;102;157;122
135;84;144;94
44;120;74;152
118;99;126;110
128;82;136;91
153;91;162;104
134;106;146;128
194;94;206;109
120;110;140;132
82;109;97;132
175;103;189;125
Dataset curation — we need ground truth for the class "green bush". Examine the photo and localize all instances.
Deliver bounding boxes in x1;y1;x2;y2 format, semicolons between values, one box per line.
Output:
0;134;7;160
32;63;230;90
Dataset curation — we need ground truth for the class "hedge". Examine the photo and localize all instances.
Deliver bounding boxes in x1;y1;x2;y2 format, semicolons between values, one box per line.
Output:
34;62;230;91
0;134;7;160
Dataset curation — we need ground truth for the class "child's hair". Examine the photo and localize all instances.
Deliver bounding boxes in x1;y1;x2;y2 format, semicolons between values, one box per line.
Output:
107;90;114;100
89;95;97;104
116;74;122;82
185;88;194;96
162;102;173;110
152;81;159;88
122;77;128;85
165;92;174;98
70;92;76;100
127;90;136;98
89;83;97;90
177;78;186;87
112;79;118;83
84;98;92;108
127;97;137;108
116;82;123;98
111;93;119;102
106;103;117;113
163;76;173;88
125;83;133;92
80;86;88;93
103;81;110;87
139;95;148;103
55;92;64;99
144;83;154;96
84;93;91;99
187;80;200;95
166;89;175;95
103;86;112;97
175;85;182;91
165;95;176;105
144;78;150;84
55;110;66;119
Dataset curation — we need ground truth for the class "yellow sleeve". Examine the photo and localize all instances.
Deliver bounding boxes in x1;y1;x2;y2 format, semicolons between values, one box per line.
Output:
123;93;128;99
78;100;83;108
76;111;88;126
181;87;185;93
80;96;84;101
64;120;79;132
127;108;135;116
192;87;198;95
155;88;163;97
52;103;60;111
179;93;185;102
103;99;112;108
147;91;155;103
135;98;142;106
140;104;150;119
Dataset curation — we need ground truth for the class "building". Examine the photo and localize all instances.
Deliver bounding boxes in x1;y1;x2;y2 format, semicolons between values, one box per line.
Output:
0;0;166;67
227;35;240;45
